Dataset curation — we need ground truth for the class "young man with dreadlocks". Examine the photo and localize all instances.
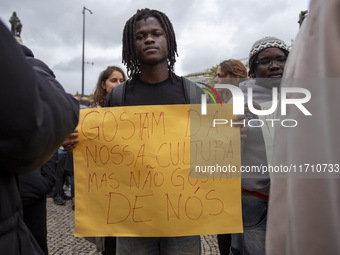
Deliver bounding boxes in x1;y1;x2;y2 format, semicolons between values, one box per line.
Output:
105;8;202;255
106;8;202;108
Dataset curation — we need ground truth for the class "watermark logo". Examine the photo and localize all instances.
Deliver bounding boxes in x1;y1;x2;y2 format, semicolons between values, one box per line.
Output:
198;83;312;128
197;82;223;107
200;84;311;116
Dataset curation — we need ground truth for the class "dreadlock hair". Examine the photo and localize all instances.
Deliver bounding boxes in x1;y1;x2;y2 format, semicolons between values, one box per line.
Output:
122;8;178;87
248;49;289;79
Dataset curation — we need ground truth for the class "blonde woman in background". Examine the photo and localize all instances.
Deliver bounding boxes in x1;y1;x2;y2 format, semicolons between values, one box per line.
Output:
213;59;247;255
213;59;248;103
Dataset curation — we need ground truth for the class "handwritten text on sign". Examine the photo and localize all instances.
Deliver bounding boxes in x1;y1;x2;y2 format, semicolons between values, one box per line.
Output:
74;104;242;237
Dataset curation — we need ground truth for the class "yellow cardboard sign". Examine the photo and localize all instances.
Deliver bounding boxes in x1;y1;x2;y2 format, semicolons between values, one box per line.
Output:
74;104;242;237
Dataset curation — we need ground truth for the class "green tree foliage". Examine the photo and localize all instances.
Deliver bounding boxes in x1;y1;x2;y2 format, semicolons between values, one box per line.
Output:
207;65;218;78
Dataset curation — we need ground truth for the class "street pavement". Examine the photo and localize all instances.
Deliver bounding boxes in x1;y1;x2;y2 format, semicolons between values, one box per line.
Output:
46;195;221;255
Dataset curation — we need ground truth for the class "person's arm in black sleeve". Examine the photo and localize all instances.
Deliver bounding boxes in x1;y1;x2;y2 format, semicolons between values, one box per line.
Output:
0;21;79;175
40;150;59;191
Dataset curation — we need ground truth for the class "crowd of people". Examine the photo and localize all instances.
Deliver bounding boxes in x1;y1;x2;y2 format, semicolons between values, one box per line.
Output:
1;0;340;254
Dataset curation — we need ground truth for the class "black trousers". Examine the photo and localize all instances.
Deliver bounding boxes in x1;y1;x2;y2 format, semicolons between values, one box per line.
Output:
53;153;67;196
22;198;48;255
217;234;231;255
102;237;116;255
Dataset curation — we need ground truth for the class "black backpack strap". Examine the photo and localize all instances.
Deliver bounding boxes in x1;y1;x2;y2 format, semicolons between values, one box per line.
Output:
182;77;203;104
104;81;127;107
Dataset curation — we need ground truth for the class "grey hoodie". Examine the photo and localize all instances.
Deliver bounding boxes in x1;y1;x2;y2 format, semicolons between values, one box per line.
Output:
238;79;277;196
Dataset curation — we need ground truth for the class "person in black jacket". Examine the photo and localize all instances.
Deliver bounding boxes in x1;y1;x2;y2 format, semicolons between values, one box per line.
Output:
19;151;58;254
0;20;79;255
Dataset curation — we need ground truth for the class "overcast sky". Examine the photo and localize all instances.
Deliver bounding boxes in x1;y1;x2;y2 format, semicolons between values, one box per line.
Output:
1;0;310;95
